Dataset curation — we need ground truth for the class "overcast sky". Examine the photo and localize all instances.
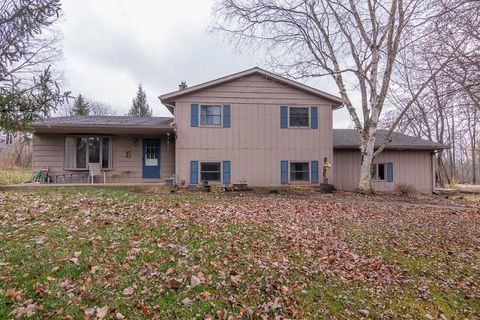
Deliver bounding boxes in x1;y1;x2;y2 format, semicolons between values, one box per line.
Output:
58;0;352;128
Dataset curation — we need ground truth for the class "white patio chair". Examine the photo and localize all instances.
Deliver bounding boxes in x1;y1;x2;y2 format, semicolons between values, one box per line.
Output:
88;163;106;184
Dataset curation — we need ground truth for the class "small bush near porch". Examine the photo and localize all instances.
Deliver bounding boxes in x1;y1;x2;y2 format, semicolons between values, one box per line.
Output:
0;189;479;319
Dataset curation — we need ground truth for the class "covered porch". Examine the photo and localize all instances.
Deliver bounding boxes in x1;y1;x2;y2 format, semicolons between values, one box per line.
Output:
32;116;176;184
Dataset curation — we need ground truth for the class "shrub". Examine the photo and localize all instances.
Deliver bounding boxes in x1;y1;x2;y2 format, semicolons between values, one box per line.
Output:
0;168;31;185
449;177;458;188
0;137;32;168
396;183;415;195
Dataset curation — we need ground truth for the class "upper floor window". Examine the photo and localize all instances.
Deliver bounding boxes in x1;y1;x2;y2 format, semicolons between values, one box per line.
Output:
201;105;221;126
289;107;309;127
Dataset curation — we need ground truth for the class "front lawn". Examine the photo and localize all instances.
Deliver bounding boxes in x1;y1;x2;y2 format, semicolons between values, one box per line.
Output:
1;189;479;319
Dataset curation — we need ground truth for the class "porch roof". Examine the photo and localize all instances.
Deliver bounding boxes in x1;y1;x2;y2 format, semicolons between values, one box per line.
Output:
32;116;175;134
333;129;448;151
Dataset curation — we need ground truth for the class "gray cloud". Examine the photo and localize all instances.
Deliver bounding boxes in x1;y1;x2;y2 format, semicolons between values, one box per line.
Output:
57;0;353;126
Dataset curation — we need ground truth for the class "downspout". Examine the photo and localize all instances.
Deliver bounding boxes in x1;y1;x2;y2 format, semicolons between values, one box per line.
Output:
163;102;178;185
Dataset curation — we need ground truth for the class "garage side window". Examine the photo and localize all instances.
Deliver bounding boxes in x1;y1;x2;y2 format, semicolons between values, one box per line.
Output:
371;163;386;180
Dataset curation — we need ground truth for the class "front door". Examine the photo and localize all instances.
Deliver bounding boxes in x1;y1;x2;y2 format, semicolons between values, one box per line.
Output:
142;139;160;179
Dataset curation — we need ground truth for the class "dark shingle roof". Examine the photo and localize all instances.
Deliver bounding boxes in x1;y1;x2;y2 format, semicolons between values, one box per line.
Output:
33;116;174;128
333;129;447;150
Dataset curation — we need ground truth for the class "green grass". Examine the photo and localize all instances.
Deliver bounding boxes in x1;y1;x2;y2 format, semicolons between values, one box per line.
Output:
0;167;31;185
1;188;479;319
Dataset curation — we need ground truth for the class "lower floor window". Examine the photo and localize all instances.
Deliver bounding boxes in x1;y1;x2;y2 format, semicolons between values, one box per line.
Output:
371;163;386;180
201;162;221;181
65;136;113;169
290;162;309;181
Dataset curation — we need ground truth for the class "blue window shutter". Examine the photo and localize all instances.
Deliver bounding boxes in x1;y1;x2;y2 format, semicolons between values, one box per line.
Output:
387;162;394;182
223;105;231;128
191;104;199;127
280;106;288;128
281;160;288;184
223;160;231;184
190;160;198;185
311;106;318;129
311;160;319;184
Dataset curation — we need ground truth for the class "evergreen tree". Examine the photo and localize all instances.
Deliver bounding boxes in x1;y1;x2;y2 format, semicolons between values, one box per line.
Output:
127;85;152;117
0;0;66;132
72;94;90;116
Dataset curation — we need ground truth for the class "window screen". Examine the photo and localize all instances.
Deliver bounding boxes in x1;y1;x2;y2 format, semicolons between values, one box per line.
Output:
65;136;113;169
200;162;221;181
76;137;87;169
372;163;386;180
290;162;310;181
88;137;100;163
289;107;309;127
200;105;222;125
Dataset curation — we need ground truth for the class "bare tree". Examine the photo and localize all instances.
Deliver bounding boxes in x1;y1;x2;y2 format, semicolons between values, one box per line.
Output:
213;0;472;192
383;0;480;185
89;101;116;116
59;97;116;116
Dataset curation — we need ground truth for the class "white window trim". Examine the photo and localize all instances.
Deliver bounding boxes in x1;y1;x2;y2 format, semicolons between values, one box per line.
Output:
64;135;114;171
289;161;310;182
371;163;386;181
199;104;223;127
288;106;311;128
199;161;222;182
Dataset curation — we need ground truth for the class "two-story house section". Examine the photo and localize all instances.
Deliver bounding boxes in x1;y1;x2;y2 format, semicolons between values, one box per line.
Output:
31;67;446;192
160;67;344;187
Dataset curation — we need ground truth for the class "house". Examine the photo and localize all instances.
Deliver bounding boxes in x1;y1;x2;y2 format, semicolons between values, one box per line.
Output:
31;67;446;193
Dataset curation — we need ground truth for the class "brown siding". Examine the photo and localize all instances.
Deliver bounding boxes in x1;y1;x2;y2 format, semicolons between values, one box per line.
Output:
33;135;65;174
333;149;434;193
174;74;335;186
32;134;175;183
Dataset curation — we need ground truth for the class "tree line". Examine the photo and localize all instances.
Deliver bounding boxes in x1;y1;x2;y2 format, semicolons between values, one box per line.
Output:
64;85;152;117
381;0;480;186
0;0;153;128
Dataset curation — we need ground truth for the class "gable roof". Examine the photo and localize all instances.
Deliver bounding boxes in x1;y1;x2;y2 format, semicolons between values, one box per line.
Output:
160;67;344;108
32;116;174;128
333;129;447;150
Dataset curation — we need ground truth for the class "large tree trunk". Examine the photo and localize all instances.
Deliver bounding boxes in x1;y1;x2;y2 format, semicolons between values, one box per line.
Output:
473;145;477;185
358;127;377;193
471;108;477;184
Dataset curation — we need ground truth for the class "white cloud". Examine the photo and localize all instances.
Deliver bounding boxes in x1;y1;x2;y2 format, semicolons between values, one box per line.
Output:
58;0;354;126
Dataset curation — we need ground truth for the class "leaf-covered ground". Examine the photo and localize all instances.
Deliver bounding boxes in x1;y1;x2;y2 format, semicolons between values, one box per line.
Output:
0;188;479;319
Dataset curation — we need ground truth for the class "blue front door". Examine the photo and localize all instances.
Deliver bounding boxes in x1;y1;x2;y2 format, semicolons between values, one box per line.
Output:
142;139;160;179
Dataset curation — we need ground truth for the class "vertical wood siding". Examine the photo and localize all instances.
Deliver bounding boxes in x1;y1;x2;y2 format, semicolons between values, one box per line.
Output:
32;134;65;174
173;74;335;186
333;149;434;193
32;134;175;183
